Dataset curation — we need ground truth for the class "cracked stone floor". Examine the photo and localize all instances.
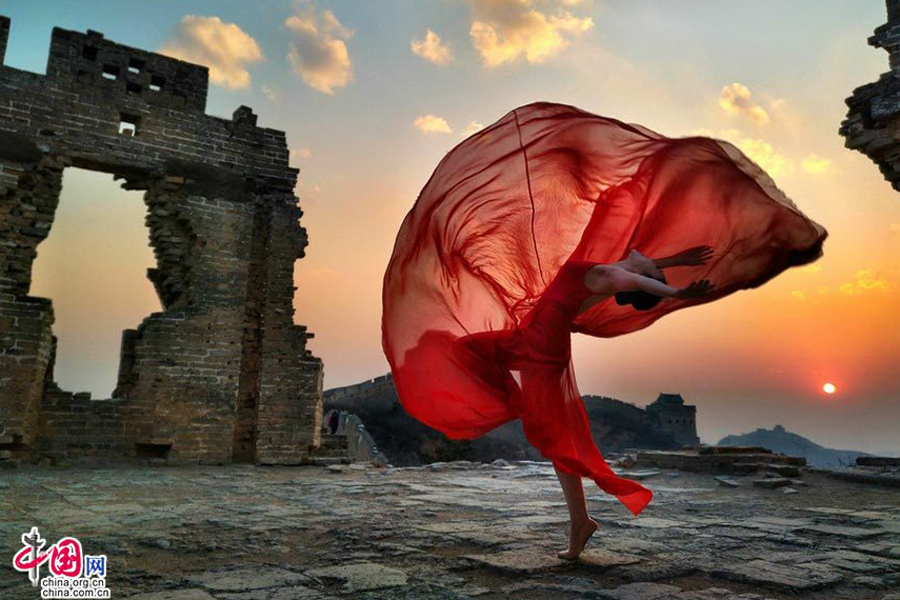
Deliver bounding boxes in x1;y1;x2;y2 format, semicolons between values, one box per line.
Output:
1;461;899;600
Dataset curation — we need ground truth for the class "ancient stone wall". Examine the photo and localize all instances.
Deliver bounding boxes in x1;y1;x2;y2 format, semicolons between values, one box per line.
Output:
0;19;322;465
323;374;397;413
841;0;900;189
323;375;695;462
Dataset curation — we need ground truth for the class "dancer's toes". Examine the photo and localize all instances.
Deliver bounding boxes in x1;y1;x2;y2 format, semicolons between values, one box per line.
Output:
557;518;598;560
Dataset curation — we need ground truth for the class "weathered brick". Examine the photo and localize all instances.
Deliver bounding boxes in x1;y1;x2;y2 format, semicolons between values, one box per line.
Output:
0;17;322;466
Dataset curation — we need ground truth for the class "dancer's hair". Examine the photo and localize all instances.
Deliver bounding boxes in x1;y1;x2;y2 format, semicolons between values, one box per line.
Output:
615;271;666;311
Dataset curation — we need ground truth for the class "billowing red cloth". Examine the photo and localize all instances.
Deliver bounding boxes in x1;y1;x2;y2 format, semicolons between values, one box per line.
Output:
381;102;827;516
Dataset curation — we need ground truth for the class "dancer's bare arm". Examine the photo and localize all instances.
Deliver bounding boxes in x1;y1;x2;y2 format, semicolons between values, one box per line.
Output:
587;266;714;299
651;245;714;269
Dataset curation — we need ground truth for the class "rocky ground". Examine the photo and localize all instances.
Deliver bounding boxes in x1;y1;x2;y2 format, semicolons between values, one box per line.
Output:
1;461;899;600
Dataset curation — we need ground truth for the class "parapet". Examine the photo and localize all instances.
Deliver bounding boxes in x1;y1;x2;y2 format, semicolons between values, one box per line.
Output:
46;26;209;112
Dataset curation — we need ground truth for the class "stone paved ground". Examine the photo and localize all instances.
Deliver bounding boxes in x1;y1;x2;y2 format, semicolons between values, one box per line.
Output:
1;462;899;600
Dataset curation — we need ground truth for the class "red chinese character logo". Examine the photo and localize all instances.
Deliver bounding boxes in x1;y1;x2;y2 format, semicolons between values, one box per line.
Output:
12;527;50;587
48;538;83;578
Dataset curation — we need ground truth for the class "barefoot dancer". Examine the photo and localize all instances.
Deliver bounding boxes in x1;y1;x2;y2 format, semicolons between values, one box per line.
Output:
540;246;713;559
382;102;826;560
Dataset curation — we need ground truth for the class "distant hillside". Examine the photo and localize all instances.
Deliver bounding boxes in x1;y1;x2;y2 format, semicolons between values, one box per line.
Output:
581;395;680;452
324;375;682;466
717;425;873;468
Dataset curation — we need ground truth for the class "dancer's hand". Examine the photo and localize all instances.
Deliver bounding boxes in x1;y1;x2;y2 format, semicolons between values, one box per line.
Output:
676;245;714;266
676;279;715;299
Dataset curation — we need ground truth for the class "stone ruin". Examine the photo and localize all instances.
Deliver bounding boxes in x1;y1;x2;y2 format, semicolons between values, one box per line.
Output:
0;17;324;465
841;0;900;188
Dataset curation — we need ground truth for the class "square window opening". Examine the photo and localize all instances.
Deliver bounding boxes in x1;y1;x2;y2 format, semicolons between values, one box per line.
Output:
119;114;141;136
128;57;145;74
102;64;120;81
149;75;166;92
126;81;142;94
82;46;98;61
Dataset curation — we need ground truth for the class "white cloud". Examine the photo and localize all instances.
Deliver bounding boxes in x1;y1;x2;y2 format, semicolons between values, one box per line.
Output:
719;83;770;125
411;29;453;66
801;153;832;175
160;16;263;90
466;0;593;67
286;2;353;94
414;115;452;134
461;121;485;136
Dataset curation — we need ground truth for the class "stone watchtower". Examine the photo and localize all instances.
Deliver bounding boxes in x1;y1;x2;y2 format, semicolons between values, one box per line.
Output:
0;18;323;465
645;393;700;448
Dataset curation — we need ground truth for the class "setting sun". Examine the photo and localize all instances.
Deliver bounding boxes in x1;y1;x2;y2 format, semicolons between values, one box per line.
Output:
823;383;837;395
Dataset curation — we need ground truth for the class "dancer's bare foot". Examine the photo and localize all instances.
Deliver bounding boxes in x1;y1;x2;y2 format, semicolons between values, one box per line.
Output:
557;517;598;560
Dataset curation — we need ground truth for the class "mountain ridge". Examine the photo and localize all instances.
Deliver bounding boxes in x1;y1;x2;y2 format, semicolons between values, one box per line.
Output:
717;424;874;468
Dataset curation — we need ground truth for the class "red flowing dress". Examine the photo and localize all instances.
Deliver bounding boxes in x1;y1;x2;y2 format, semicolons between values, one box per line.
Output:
381;102;827;517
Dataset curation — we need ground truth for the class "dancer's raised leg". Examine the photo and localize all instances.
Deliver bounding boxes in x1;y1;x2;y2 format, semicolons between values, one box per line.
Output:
554;464;598;560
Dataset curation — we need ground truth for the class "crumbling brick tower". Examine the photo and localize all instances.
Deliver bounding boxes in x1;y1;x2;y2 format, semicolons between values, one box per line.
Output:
0;17;323;464
841;0;900;189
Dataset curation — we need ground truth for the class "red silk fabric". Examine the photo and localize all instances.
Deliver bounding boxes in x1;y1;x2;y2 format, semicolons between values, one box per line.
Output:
381;102;827;516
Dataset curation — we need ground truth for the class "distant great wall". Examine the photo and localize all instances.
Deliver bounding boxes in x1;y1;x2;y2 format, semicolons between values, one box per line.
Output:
323;373;700;465
323;374;395;412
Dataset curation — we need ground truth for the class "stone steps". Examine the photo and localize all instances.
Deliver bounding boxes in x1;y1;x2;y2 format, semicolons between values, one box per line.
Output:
306;427;350;465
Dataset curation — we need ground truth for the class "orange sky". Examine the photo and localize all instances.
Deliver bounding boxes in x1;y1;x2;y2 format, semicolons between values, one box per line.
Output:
13;0;900;454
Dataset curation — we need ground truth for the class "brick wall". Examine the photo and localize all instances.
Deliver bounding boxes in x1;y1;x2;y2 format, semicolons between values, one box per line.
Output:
841;0;900;191
0;17;323;466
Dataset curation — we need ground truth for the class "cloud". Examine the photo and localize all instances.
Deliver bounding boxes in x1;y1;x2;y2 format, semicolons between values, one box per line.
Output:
801;153;832;175
414;115;453;134
890;223;900;235
719;83;770;125
466;0;594;67
692;127;793;178
286;2;353;94
290;147;312;162
790;290;806;300
412;29;453;66
261;85;279;101
735;137;793;178
461;121;485;136
839;269;891;295
159;16;263;90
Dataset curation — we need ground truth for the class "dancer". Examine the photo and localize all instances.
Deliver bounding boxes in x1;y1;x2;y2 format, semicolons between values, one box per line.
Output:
381;102;827;559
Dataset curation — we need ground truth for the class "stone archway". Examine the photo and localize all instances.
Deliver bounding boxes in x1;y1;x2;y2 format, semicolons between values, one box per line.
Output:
0;17;323;465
